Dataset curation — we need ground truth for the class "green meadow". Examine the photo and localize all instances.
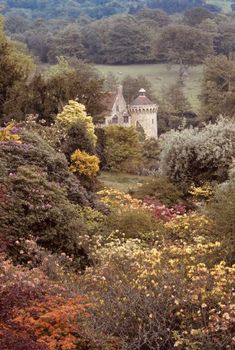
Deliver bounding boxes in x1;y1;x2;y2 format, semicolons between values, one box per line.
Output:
95;64;204;111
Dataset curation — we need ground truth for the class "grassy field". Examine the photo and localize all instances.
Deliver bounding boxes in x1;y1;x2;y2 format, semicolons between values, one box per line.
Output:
98;171;147;192
206;0;232;12
95;63;203;111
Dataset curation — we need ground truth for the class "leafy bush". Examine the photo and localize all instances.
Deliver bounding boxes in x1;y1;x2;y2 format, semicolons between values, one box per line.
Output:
130;176;183;206
0;128;91;205
102;207;164;240
62;120;95;159
141;137;160;171
95;127;107;169
159;117;235;186
105;126;141;173
207;183;235;264
70;149;100;177
0;165;91;266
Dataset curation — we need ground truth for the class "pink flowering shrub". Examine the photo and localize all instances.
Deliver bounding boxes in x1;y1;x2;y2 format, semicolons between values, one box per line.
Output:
143;197;186;222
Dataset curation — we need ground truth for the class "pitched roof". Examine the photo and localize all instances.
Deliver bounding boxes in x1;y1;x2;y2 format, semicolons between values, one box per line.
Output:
99;91;117;117
130;88;155;106
130;95;154;106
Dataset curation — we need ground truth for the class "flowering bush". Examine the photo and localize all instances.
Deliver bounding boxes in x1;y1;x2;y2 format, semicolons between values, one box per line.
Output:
0;253;49;350
189;183;214;200
70;149;100;177
0;123;21;143
81;238;234;350
56;100;97;146
0;252;113;350
0;124;104;266
165;213;213;241
13;295;91;350
98;188;142;209
98;188;186;223
143;197;186;222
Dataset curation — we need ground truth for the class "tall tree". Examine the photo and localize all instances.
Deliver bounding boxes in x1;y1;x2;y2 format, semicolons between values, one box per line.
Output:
183;7;214;27
200;55;235;121
157;25;213;80
122;75;155;104
0;17;34;121
217;20;235;60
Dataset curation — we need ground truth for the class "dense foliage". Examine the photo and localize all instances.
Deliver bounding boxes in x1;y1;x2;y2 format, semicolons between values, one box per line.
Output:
104;125;142;173
0;2;235;349
2;0;219;20
2;1;234;66
159;117;235;186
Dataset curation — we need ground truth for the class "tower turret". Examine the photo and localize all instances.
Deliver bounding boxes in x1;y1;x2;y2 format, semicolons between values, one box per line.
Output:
129;88;158;139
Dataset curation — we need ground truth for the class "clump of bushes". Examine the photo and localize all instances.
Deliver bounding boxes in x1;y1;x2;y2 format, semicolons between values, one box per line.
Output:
0;122;103;266
130;176;184;206
0;250;113;350
159;117;235;186
102;207;164;240
81;237;234;350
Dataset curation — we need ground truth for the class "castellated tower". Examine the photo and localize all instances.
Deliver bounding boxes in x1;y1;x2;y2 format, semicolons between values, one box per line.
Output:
129;88;158;139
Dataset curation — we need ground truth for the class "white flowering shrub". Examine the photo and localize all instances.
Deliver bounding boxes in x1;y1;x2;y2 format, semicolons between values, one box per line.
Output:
159;117;235;185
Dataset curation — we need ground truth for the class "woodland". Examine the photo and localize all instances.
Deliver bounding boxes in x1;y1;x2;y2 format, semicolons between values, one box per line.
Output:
0;1;235;350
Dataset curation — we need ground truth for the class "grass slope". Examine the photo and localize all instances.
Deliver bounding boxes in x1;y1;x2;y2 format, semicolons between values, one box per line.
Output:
96;63;203;111
99;171;147;192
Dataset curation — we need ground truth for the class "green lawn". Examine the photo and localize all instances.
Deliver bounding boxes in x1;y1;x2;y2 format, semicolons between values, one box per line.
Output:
95;63;203;111
98;171;147;192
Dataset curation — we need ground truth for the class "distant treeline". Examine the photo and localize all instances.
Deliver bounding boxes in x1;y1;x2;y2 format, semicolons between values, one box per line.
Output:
2;0;219;20
2;0;235;65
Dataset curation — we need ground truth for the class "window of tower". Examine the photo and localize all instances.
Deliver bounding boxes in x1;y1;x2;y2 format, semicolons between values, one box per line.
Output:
124;115;129;123
112;115;118;124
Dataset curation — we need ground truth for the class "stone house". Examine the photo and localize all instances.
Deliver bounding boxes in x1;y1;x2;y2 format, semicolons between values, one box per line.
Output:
103;85;158;139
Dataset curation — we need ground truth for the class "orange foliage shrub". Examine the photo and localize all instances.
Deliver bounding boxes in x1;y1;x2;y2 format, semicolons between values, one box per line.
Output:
14;295;93;350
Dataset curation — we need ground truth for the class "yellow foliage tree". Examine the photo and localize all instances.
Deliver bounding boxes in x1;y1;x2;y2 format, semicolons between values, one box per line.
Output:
69;149;100;177
56;100;97;146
